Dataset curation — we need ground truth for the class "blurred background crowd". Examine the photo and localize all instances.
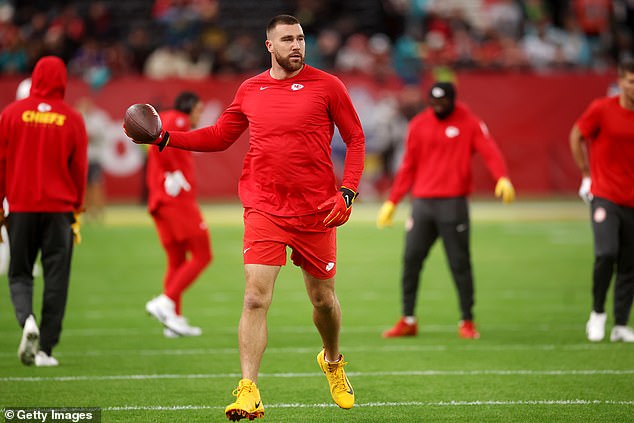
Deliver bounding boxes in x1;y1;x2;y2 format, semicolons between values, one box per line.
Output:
2;0;633;87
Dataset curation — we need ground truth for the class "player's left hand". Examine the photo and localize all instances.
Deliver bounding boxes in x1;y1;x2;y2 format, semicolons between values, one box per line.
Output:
318;187;358;228
578;176;593;204
71;210;82;245
495;177;515;204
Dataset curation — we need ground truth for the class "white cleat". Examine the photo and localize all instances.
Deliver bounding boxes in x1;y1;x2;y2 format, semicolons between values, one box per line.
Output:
165;316;202;337
586;311;607;342
18;315;39;366
163;328;180;338
610;326;634;343
34;351;59;367
146;294;177;325
146;295;202;336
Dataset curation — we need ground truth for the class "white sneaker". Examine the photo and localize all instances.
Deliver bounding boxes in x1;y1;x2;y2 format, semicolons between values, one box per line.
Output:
165;315;202;337
163;328;180;338
586;311;607;342
18;315;39;366
34;351;59;367
146;294;177;326
610;325;634;343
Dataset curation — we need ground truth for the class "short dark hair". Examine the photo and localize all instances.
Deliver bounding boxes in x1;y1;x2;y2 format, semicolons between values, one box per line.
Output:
174;91;200;114
266;15;299;37
618;58;634;77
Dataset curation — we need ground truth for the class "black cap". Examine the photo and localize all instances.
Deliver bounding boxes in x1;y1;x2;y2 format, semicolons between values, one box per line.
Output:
429;82;456;100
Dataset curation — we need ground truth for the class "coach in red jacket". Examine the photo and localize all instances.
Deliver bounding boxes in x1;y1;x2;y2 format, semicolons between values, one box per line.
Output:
0;56;87;367
144;92;212;337
378;81;515;340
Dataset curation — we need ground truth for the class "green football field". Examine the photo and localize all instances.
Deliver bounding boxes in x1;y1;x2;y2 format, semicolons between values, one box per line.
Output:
1;201;632;422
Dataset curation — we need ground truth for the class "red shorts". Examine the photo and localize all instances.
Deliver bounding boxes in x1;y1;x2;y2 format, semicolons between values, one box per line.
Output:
152;201;209;245
242;208;337;279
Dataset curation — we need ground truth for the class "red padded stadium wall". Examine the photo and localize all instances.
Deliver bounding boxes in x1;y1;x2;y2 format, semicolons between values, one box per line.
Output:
0;71;615;201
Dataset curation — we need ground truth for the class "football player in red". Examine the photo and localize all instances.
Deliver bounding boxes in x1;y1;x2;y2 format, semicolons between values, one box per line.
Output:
144;92;212;338
570;59;634;343
377;81;515;340
125;15;364;420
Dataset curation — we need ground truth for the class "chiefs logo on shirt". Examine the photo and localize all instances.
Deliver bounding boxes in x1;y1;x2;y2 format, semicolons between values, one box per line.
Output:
445;126;459;138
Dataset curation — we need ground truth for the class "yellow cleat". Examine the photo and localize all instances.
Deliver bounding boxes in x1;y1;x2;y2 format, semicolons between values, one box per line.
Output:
317;349;355;409
225;379;264;421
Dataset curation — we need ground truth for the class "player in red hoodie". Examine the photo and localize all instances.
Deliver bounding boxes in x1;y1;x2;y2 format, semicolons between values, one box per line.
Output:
377;82;515;340
125;15;364;421
0;56;88;367
144;92;212;337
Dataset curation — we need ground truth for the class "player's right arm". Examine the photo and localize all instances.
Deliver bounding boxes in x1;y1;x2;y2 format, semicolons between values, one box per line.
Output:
127;86;249;152
168;104;248;152
569;124;590;178
569;124;592;204
570;99;602;204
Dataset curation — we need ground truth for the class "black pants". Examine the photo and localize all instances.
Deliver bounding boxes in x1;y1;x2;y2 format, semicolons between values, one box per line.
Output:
590;197;634;326
401;197;474;321
7;212;74;355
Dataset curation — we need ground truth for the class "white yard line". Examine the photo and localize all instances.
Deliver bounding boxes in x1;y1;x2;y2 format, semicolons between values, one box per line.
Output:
3;369;634;383
100;399;634;411
0;342;620;359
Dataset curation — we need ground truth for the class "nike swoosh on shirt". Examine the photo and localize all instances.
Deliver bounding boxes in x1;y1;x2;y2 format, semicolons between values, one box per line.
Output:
259;86;270;90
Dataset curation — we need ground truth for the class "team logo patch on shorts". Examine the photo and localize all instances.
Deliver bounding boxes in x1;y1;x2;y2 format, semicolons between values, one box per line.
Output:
593;207;606;223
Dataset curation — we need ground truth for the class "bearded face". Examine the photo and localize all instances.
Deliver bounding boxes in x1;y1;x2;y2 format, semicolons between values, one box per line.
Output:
274;49;304;73
267;23;305;74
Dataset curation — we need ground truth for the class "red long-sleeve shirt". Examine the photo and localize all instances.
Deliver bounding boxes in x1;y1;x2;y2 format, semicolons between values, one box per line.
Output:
0;56;87;212
575;96;634;207
147;109;197;213
167;65;365;216
389;102;508;204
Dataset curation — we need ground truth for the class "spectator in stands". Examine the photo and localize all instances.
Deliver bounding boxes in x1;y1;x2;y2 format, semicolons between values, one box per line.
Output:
335;33;372;73
308;28;341;71
0;26;27;74
126;27;155;74
521;18;566;70
85;1;115;43
484;0;524;39
3;0;633;77
68;37;110;86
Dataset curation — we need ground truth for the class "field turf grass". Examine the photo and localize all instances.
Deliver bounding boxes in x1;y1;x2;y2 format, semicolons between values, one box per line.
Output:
1;201;632;422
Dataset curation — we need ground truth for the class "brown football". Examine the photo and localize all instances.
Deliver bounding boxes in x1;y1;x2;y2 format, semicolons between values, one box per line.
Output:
123;103;162;142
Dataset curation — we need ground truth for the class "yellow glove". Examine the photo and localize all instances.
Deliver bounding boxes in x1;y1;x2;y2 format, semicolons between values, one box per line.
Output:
376;201;396;229
495;177;515;204
71;210;82;245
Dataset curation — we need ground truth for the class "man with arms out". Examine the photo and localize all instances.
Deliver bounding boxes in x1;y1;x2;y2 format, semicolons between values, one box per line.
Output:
145;91;212;337
570;59;634;343
125;15;364;420
378;82;515;340
0;56;88;366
